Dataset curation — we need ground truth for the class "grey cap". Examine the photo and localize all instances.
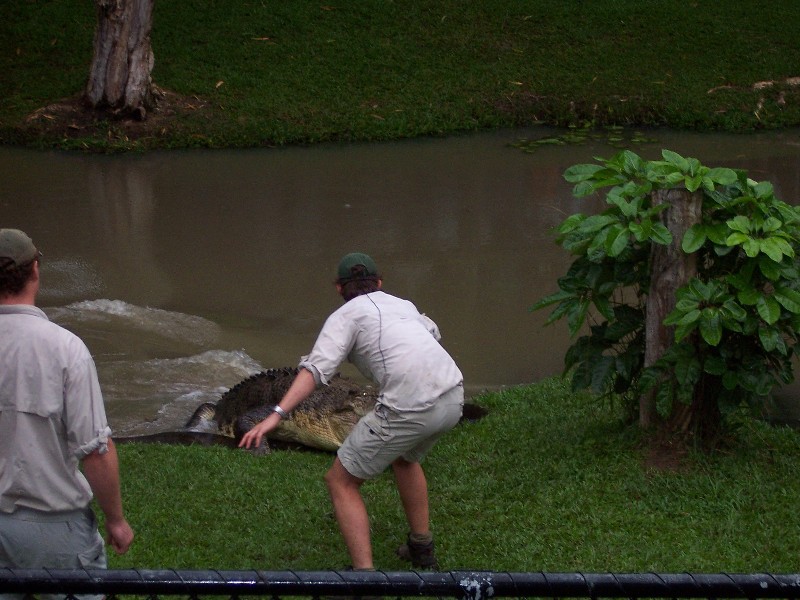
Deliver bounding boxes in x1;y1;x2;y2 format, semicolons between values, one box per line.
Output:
0;229;39;269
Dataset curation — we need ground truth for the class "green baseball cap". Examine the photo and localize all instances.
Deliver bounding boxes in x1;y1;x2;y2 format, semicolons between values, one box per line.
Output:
337;252;378;280
0;229;39;269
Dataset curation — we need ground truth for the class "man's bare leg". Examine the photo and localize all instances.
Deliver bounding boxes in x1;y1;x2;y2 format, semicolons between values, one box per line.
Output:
325;457;373;569
392;457;429;535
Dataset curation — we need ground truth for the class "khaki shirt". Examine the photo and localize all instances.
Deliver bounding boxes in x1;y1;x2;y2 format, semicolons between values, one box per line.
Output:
299;291;463;411
0;304;111;513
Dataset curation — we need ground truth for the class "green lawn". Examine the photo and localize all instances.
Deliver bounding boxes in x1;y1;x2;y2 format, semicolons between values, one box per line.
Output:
110;377;800;572
2;1;800;150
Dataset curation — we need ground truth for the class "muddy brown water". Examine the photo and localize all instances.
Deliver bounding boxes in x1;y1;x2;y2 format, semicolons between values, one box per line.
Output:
3;127;800;435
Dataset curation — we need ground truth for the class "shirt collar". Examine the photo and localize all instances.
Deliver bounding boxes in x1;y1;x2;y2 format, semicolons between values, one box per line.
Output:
0;304;49;320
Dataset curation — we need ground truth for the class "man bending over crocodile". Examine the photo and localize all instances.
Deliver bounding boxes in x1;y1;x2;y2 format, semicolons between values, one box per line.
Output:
240;252;463;571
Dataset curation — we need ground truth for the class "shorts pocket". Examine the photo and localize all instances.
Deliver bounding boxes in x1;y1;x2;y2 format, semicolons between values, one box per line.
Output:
362;410;389;441
77;534;106;569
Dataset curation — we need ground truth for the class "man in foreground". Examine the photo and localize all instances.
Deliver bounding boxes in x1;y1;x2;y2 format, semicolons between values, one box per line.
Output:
240;252;463;571
0;229;134;597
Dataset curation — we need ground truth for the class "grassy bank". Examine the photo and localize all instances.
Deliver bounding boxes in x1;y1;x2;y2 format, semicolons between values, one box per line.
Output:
2;1;800;151
110;378;800;572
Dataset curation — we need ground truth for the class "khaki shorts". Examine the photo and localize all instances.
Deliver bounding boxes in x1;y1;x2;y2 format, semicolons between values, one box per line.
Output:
338;384;464;480
0;506;107;600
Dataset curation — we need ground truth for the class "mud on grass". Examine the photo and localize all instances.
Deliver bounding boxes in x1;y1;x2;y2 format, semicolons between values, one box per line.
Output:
3;88;216;153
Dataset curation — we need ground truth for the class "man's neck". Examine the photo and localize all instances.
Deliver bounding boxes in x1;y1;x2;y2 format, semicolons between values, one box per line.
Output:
0;291;35;306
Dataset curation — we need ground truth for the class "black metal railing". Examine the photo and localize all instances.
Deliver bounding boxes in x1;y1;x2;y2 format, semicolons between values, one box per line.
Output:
2;570;800;599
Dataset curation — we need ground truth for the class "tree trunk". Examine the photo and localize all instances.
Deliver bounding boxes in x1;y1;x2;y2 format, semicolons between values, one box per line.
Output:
640;188;702;428
667;374;723;447
84;0;156;120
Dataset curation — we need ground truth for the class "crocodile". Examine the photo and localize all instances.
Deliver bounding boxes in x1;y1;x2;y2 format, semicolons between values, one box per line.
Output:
182;366;486;453
185;367;378;452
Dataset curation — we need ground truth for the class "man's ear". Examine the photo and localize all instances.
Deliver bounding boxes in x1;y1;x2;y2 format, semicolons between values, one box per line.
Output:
377;279;383;289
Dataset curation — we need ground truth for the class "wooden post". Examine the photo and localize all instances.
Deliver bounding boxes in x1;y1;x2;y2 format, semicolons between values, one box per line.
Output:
640;188;702;428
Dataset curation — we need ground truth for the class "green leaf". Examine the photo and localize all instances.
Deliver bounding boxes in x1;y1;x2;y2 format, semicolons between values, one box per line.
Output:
544;298;575;325
656;380;675;413
628;222;646;242
743;238;760;258
774;287;800;314
557;213;586;234
704;356;727;375
737;287;760;305
706;167;738;185
573;181;596;197
688;278;712;301
563;163;607;183
722;370;738;390
662;149;689;172
685;174;703;192
665;172;685;185
622;151;644;175
608;227;629;257
637;367;661;394
681;225;707;253
699;309;722;346
589;355;616;395
675;354;701;386
608;195;639;218
757;295;781;324
675;297;700;312
725;232;750;246
760;238;786;262
578;214;618;233
721;298;747;321
762;217;782;233
753;180;774;198
530;289;575;311
571;360;592;391
770;236;795;258
593;295;615;321
649;223;673;245
727;215;752;234
673;321;695;342
567;298;591;336
706;223;731;245
759;326;780;352
678;309;702;325
758;256;781;280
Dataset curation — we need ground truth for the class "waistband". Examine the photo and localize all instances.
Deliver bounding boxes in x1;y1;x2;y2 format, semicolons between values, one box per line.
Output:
376;383;464;416
0;505;92;522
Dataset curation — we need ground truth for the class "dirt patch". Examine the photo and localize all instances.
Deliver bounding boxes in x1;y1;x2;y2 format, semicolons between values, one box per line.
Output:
641;432;691;473
19;87;212;150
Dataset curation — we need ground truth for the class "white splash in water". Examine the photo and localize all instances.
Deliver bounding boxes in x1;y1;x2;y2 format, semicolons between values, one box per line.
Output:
48;298;221;346
104;348;264;436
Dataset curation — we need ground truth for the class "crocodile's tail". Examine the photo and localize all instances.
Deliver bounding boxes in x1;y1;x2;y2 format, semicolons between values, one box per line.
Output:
184;401;219;432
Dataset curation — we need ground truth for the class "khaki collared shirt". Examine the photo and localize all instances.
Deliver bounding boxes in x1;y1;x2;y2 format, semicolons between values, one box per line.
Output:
0;304;111;513
299;291;463;411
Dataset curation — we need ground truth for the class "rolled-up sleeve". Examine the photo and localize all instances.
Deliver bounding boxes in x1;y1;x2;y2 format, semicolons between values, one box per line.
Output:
420;314;442;341
298;310;357;385
64;351;111;459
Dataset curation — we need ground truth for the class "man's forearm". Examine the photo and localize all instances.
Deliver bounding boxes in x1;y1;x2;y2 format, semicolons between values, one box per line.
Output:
277;367;318;413
82;438;125;522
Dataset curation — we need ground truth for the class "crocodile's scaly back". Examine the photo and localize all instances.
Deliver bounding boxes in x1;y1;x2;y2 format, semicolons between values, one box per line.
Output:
214;367;378;451
214;367;297;436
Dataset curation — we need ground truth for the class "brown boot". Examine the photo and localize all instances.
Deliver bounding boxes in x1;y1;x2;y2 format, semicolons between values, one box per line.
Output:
396;533;438;570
